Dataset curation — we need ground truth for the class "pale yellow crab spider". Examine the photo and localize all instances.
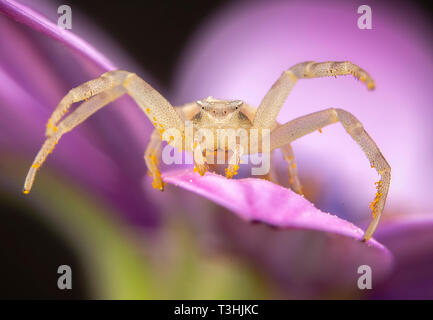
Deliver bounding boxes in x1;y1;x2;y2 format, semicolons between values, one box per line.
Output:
23;61;390;241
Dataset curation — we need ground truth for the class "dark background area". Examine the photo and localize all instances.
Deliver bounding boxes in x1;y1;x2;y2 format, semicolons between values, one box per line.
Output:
67;0;232;88
0;191;88;299
1;0;432;299
65;0;433;89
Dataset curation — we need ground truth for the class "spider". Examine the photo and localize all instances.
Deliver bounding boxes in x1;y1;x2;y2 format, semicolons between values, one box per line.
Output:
23;61;390;241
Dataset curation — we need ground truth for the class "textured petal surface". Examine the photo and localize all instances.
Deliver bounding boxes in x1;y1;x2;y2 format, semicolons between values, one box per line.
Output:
165;170;365;238
162;169;393;296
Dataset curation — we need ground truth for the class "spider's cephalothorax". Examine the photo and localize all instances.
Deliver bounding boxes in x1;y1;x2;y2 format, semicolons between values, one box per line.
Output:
194;96;251;127
23;61;390;241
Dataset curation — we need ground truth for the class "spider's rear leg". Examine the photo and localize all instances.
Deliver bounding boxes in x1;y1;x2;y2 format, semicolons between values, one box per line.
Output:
270;108;391;241
260;150;278;183
192;141;208;176
23;86;126;193
144;129;165;191
280;144;303;194
46;70;130;137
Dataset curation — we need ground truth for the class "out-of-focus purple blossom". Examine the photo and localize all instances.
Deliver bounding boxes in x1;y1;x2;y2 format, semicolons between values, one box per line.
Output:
372;214;433;299
0;0;158;227
173;0;433;222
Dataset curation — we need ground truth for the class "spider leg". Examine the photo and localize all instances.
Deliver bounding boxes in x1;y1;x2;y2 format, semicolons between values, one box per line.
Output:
144;129;165;191
253;61;374;129
193;141;208;176
225;144;242;179
270;108;390;241
143;102;201;190
122;73;184;140
25;71;185;193
46;70;130;136
24;86;126;193
280;144;302;194
260;150;278;183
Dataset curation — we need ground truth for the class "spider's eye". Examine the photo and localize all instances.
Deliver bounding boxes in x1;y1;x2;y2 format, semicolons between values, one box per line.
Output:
235;106;239;110
201;106;205;110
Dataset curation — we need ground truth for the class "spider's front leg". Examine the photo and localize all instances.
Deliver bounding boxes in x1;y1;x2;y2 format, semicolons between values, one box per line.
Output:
253;61;375;129
270;108;391;241
24;71;185;193
45;70;130;137
192;139;208;176
144;129;165;191
225;144;243;179
24;85;127;193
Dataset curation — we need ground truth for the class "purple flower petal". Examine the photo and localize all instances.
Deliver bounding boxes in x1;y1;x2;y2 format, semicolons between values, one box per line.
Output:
0;0;114;70
0;0;158;226
163;169;381;241
371;214;433;299
162;169;393;296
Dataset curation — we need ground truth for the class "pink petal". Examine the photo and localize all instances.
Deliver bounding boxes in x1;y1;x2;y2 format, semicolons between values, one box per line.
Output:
164;170;377;240
0;0;114;70
161;169;393;296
